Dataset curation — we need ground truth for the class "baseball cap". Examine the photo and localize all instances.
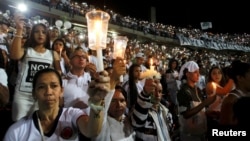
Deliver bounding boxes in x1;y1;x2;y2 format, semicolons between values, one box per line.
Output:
179;61;199;80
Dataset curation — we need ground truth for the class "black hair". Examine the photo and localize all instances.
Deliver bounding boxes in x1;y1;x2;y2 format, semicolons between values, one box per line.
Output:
181;68;188;81
128;63;140;109
27;23;50;49
207;65;227;86
51;38;66;52
167;58;179;73
230;60;250;84
115;85;128;100
32;68;62;89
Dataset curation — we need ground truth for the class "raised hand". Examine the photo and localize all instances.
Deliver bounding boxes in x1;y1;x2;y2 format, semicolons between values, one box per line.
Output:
143;78;157;96
13;12;26;30
85;62;97;79
88;70;110;103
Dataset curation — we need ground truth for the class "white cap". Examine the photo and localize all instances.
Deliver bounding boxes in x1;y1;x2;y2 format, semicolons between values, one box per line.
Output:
136;52;144;58
179;61;199;80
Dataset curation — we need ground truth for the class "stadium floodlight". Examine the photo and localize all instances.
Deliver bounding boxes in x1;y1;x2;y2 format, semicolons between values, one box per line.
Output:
17;3;27;12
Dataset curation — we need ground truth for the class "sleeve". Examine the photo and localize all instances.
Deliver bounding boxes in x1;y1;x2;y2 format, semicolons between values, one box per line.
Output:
3;120;26;141
90;90;115;141
131;91;153;128
177;88;192;114
3;127;16;141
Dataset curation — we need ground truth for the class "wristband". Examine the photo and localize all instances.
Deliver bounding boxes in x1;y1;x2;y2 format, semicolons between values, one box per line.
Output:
89;99;105;118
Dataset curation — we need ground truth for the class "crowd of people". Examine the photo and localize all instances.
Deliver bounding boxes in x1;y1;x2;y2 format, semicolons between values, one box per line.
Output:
31;0;250;47
0;1;250;141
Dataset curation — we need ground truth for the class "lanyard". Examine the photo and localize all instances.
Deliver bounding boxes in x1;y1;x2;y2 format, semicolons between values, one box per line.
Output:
36;112;46;141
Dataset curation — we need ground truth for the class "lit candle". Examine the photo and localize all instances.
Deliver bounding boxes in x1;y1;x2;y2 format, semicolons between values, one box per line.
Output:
86;10;110;72
59;48;62;58
211;82;217;95
113;36;128;83
150;58;155;71
88;55;91;62
94;20;102;47
113;36;128;59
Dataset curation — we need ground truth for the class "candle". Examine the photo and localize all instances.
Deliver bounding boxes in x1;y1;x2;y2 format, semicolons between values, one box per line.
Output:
96;48;104;71
94;20;102;47
88;55;91;62
211;82;217;95
149;58;155;71
113;36;128;82
59;48;62;58
113;36;128;59
86;10;110;72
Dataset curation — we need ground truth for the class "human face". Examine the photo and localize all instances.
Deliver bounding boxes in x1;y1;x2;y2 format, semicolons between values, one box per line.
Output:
171;61;177;70
151;82;163;104
187;69;200;83
0;24;9;33
136;57;144;65
70;50;88;69
53;41;64;53
50;28;59;39
133;66;141;79
33;72;63;109
34;25;47;45
108;89;127;121
211;68;222;83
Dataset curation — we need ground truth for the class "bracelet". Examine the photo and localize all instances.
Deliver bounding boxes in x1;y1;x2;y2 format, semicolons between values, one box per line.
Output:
90;103;103;118
14;35;23;38
88;99;105;118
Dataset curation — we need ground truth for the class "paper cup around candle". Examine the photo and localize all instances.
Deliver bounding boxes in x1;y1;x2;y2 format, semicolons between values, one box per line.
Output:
86;10;110;50
113;36;128;59
86;10;110;72
113;36;128;83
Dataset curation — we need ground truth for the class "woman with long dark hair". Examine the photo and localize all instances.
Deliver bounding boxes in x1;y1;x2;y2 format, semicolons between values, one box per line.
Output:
10;14;61;121
122;63;142;111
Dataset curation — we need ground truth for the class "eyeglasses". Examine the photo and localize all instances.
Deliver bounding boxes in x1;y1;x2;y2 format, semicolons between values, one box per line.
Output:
71;55;88;60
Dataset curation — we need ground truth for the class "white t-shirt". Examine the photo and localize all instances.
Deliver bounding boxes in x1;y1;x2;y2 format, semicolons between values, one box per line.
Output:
63;71;91;109
4;107;85;141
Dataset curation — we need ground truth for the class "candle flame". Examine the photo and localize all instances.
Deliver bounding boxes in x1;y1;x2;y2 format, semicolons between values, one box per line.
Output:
212;82;216;89
211;82;217;95
150;58;153;66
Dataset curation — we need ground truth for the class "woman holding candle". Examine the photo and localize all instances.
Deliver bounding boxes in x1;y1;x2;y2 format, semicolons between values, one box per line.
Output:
4;68;111;141
122;64;143;112
51;38;71;76
205;66;234;134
